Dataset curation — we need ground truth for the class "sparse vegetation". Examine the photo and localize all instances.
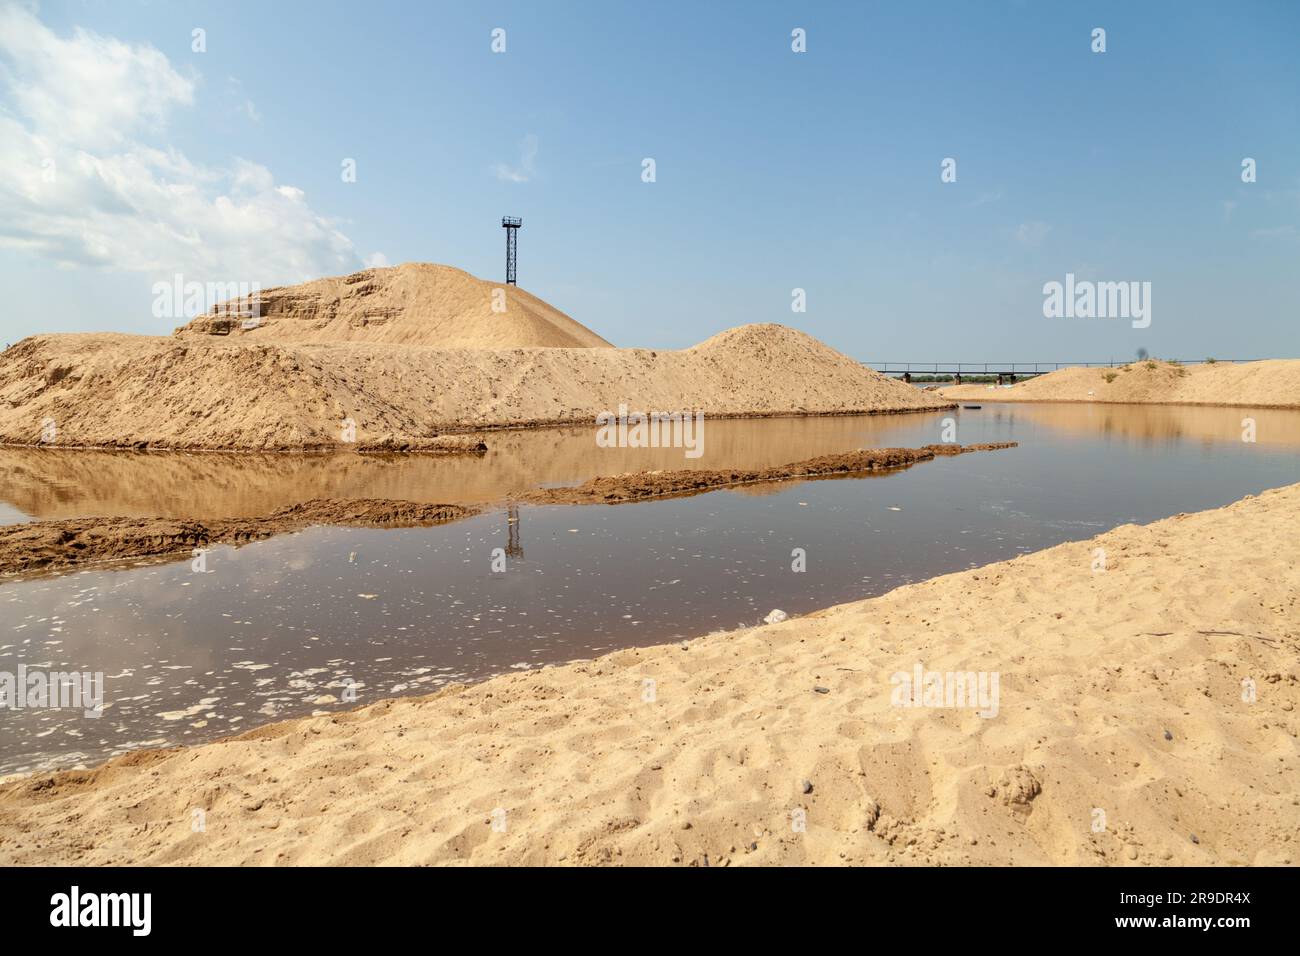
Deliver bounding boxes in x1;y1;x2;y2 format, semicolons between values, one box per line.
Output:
1206;357;1217;364
1145;360;1158;371
1103;371;1117;383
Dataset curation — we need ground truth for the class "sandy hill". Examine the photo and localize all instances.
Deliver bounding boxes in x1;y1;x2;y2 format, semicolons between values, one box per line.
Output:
940;359;1300;408
0;325;950;451
174;262;614;349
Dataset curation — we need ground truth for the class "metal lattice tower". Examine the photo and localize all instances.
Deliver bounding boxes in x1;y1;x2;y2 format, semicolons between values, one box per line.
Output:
502;216;522;285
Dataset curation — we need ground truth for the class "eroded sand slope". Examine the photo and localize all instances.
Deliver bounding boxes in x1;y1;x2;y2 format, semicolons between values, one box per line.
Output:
2;484;1295;865
0;325;951;450
941;359;1300;408
175;263;614;349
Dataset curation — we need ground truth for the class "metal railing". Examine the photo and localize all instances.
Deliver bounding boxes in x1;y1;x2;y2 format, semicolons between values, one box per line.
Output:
865;359;1262;377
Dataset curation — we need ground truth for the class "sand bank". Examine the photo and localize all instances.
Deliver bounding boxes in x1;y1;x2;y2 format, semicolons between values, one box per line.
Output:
940;359;1300;408
0;325;950;451
1;484;1295;865
523;442;1016;505
0;499;477;578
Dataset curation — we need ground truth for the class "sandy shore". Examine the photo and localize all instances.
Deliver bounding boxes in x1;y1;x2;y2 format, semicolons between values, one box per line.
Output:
940;359;1300;408
1;483;1295;865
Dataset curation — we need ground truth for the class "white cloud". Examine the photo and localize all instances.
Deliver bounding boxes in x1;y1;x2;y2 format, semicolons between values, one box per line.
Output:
492;133;539;183
1249;225;1297;240
0;5;359;284
364;252;390;268
1015;221;1050;247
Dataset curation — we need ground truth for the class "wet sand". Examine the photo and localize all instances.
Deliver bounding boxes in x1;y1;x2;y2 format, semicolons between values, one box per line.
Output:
0;499;477;577
522;443;1017;505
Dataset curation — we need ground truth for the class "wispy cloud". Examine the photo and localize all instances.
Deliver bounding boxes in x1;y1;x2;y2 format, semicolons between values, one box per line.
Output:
0;5;358;283
967;188;1004;208
493;133;539;183
1015;220;1050;247
1249;225;1297;240
228;78;262;124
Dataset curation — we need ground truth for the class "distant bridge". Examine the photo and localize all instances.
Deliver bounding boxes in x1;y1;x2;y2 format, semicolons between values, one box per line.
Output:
864;358;1261;385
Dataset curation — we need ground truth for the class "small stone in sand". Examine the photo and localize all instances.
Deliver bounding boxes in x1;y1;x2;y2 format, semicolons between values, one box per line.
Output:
813;686;830;695
764;609;789;625
1163;729;1173;741
800;779;814;794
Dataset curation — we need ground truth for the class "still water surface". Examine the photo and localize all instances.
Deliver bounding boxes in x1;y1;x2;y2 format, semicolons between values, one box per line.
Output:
1;402;1296;775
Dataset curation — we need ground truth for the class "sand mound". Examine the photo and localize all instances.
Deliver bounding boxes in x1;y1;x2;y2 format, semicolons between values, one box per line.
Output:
0;325;951;450
174;263;613;349
2;483;1295;865
940;359;1300;408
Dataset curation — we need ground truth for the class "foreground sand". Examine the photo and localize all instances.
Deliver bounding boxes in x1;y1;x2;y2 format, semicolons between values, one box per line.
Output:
940;359;1300;408
1;485;1297;865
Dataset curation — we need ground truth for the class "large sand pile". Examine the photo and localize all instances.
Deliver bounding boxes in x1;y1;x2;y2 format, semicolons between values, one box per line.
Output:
940;359;1300;408
2;483;1295;865
175;263;614;349
0;325;950;450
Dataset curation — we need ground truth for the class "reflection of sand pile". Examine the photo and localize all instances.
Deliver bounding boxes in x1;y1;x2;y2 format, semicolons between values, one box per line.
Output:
4;483;1296;864
0;319;951;451
941;360;1300;408
0;444;1015;573
0;415;941;520
176;263;614;349
974;403;1300;447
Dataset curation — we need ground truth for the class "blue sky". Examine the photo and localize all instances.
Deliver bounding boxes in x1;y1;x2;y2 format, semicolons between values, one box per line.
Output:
1;0;1297;361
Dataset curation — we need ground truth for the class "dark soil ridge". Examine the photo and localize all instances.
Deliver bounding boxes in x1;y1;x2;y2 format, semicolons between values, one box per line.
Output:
0;499;479;578
521;442;1019;505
